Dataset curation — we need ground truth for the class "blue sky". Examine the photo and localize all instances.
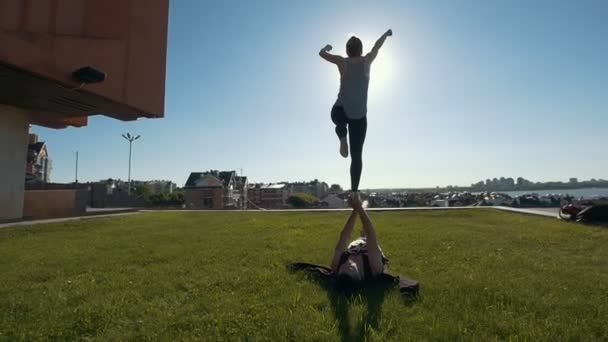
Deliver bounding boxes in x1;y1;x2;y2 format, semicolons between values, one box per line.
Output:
33;0;608;189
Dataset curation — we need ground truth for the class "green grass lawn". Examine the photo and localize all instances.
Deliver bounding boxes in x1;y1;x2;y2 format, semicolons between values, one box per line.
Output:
1;210;607;341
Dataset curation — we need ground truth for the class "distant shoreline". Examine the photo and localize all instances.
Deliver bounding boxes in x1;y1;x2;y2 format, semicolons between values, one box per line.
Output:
365;186;608;194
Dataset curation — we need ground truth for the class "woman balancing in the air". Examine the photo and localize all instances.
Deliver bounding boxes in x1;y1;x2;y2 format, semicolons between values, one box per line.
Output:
319;29;392;198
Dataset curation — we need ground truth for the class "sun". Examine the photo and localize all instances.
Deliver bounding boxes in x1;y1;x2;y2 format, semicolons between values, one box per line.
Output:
359;35;397;98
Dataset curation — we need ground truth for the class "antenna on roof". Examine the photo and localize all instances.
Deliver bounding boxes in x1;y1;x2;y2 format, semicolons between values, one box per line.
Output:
239;167;244;211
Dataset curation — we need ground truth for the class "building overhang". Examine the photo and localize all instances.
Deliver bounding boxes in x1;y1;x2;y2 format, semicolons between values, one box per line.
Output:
0;62;158;129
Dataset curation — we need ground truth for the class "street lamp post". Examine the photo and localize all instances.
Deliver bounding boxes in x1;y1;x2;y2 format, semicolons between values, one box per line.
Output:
74;151;78;183
122;133;140;195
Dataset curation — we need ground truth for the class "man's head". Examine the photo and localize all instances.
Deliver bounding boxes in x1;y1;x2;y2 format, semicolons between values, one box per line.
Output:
336;258;363;289
346;36;363;58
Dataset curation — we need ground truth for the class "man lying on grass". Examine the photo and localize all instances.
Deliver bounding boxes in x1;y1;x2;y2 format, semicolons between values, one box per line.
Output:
331;196;388;288
290;197;418;295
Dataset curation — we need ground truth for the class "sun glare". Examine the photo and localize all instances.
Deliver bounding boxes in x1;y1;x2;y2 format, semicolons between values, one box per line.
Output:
361;36;396;99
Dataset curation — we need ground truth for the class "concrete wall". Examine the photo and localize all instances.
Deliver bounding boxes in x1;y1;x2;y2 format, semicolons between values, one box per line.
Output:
0;105;29;222
88;183;146;208
23;189;87;219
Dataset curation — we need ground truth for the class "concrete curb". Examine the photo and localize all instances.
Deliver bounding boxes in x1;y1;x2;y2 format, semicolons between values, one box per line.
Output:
142;207;559;218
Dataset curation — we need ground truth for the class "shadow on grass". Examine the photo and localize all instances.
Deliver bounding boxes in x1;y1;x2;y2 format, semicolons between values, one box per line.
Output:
302;272;418;342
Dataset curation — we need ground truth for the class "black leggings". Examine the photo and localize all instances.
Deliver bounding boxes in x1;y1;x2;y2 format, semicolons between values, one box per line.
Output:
331;105;367;192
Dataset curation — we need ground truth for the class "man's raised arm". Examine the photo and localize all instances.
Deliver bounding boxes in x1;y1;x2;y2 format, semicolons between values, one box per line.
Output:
353;202;384;276
330;210;357;272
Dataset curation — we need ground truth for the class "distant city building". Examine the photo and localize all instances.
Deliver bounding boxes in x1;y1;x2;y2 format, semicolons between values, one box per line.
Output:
247;184;261;206
146;180;176;194
429;199;449;207
247;183;289;209
289;180;328;198
184;170;245;209
235;176;248;209
25;134;51;183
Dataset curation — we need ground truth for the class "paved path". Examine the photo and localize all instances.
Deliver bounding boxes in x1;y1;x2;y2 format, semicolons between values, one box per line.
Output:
86;207;136;214
494;206;559;218
0;211;139;229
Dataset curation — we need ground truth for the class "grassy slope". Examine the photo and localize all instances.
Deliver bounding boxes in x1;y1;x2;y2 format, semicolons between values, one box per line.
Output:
0;210;607;341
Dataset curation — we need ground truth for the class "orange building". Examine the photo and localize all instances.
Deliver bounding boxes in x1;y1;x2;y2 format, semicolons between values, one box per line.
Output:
0;0;169;221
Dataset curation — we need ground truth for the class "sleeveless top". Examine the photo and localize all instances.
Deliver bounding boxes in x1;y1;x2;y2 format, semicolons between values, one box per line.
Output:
335;56;371;120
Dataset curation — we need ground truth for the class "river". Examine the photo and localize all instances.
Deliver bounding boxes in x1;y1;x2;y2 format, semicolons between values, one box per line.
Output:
503;188;608;199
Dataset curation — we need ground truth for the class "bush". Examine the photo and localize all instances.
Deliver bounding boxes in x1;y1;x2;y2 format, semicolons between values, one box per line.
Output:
146;191;185;207
287;192;319;208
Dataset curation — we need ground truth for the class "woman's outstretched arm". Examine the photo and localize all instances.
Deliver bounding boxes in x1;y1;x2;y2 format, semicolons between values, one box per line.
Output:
319;44;344;65
366;29;392;63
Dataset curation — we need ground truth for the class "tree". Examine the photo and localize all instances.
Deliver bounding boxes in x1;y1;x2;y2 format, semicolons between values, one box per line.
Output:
329;184;343;193
287;192;319;208
471;181;484;190
134;183;152;200
169;192;184;205
146;191;184;206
